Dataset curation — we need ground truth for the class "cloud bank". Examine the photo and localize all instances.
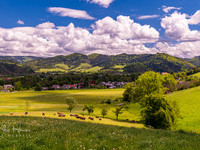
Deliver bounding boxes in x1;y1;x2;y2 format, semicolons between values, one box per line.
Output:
0;16;159;57
1;9;200;58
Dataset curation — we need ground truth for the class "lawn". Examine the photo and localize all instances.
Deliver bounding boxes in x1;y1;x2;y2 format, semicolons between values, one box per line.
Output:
0;116;199;150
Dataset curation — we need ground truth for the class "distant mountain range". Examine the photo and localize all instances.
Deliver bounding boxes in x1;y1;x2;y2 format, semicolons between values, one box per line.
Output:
0;53;199;75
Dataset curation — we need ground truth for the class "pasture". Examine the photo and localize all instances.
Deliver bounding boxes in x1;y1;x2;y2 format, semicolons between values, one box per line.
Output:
0;116;200;150
1;87;200;132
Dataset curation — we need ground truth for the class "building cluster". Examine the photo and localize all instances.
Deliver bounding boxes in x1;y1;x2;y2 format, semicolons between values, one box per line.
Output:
98;82;127;89
42;83;84;90
0;84;14;92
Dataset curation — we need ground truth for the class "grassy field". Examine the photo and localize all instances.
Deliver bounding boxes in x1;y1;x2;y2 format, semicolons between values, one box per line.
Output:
0;116;200;150
166;86;200;132
36;63;102;73
0;89;142;127
1;87;200;133
190;72;200;77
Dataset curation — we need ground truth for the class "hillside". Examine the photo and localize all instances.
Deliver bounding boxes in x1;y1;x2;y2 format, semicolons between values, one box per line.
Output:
0;56;41;63
23;53;196;73
188;56;200;66
0;116;199;149
0;62;34;75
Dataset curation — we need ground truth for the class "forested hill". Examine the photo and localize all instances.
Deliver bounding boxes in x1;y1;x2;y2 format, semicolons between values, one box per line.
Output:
0;62;34;75
21;53;196;74
188;56;200;67
0;56;41;63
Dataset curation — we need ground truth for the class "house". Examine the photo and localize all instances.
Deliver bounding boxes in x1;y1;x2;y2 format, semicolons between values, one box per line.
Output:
52;85;61;90
161;72;169;75
42;87;49;90
70;84;78;89
3;85;14;90
62;84;70;90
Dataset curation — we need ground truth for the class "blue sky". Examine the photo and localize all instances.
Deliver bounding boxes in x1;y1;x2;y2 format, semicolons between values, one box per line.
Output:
0;0;200;58
1;0;199;28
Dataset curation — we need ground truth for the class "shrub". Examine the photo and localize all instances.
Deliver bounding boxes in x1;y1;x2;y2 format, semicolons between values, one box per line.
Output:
83;105;94;115
35;83;42;91
105;98;112;104
140;94;178;130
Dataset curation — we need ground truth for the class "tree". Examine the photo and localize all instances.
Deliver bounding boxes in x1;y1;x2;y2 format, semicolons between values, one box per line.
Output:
162;74;177;92
140;94;178;130
65;97;77;113
113;107;124;120
35;83;42;91
83;105;94;115
123;83;135;102
123;71;167;103
101;107;108;118
14;81;23;91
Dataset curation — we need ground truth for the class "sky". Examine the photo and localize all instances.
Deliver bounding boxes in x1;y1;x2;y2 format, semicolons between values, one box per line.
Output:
0;0;200;58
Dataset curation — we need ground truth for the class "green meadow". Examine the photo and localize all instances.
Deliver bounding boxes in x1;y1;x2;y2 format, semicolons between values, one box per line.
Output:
1;88;200;149
1;87;200;132
0;116;200;150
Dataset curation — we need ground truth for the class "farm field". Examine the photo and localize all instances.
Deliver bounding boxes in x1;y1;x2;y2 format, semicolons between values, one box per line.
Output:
1;88;200;132
0;116;200;150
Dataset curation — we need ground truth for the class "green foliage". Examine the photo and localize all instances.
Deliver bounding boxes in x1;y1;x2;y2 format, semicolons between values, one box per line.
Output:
130;71;166;103
34;83;42;91
22;53;195;74
141;94;178;130
162;74;178;92
0;85;3;90
14;81;23;91
83;105;94;115
113;107;124;120
123;83;135;102
105;98;112;104
101;107;108;118
65;97;77;113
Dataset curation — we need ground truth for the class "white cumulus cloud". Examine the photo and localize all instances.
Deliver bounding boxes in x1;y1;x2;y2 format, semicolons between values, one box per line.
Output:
47;7;95;20
17;20;24;25
86;0;114;8
137;15;159;20
0;16;159;57
162;6;181;13
188;10;200;25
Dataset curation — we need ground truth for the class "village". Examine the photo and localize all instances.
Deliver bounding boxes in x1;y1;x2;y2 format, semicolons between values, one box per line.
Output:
0;81;128;92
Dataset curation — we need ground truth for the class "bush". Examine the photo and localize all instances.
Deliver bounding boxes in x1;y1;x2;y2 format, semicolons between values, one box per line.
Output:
35;83;42;91
141;94;178;130
105;98;112;104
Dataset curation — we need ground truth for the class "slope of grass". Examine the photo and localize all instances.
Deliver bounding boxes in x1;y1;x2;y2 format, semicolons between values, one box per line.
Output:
0;116;200;150
55;63;69;70
189;72;200;78
167;86;200;132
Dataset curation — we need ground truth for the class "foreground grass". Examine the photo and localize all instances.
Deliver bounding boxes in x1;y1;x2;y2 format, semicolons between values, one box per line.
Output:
0;116;200;150
167;86;200;132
